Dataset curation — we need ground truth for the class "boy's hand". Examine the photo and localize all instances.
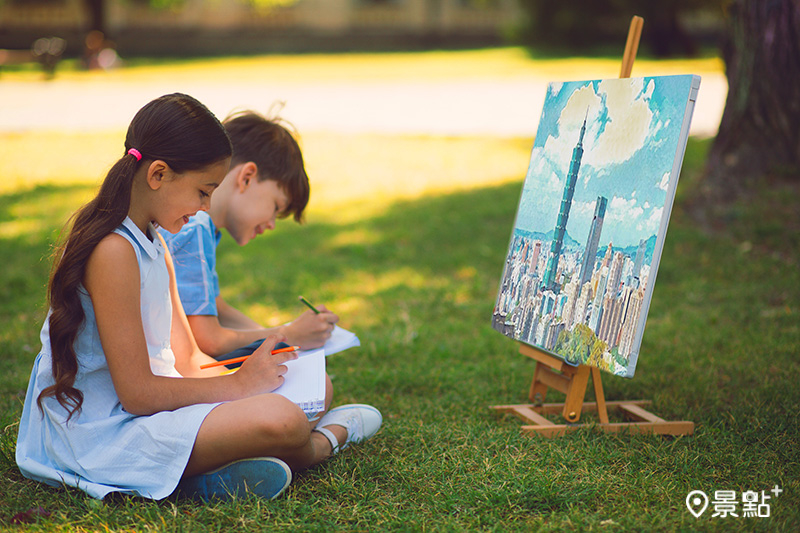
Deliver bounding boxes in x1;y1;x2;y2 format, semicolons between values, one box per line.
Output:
283;305;339;349
234;335;298;394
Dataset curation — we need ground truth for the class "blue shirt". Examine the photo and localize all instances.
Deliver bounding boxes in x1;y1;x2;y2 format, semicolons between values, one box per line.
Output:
158;212;221;316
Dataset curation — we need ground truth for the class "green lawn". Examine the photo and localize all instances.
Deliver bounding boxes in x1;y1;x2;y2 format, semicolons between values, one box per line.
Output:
0;47;723;84
1;52;798;531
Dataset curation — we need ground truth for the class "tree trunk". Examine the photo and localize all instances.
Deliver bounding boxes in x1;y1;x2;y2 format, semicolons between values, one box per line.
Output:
700;0;800;205
84;0;106;36
640;4;698;58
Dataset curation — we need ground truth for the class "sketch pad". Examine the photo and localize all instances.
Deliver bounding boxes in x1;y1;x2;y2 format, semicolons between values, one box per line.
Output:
492;75;700;378
299;325;360;358
273;348;326;414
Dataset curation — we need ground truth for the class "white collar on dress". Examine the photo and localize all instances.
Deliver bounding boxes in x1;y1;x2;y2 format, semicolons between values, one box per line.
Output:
121;217;163;260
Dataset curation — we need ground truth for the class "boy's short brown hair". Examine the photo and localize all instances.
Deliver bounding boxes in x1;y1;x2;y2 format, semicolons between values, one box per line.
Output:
223;111;310;222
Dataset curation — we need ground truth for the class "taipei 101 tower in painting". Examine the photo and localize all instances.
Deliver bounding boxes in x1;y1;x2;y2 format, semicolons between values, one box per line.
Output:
541;111;587;292
492;75;700;377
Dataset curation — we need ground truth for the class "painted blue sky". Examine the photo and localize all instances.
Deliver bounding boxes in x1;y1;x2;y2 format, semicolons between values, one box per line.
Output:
514;76;696;249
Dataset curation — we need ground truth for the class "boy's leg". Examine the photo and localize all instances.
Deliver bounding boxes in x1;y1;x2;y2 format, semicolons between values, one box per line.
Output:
184;393;341;476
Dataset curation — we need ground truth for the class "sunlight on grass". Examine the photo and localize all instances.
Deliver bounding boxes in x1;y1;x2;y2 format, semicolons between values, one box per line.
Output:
240;266;438;329
0;49;721;217
7;187;93;220
0;131;117;194
0;130;533;222
327;227;380;248
246;293;370;329
0;219;46;240
246;267;446;329
299;133;531;218
0;48;723;84
0;186;95;242
2;50;798;532
325;266;442;295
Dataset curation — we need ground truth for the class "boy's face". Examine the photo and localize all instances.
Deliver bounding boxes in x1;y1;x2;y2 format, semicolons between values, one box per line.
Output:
226;176;290;246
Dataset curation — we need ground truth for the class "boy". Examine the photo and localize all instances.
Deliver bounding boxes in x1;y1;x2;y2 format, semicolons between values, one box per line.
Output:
160;111;338;357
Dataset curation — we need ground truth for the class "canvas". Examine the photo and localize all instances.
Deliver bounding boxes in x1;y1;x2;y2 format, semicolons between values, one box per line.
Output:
492;75;700;377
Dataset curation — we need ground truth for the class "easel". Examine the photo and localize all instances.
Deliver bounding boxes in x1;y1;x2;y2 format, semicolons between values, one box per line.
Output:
490;16;694;438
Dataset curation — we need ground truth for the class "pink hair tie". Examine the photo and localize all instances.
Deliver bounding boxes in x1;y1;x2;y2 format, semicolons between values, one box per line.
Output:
127;148;142;161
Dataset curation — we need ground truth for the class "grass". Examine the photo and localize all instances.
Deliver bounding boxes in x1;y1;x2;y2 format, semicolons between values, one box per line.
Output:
0;47;724;84
1;52;798;531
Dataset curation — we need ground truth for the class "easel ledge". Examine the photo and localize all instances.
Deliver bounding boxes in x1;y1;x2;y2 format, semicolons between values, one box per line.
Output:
490;16;694;439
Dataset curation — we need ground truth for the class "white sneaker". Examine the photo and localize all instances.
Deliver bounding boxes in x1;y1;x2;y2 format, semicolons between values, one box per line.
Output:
313;404;382;454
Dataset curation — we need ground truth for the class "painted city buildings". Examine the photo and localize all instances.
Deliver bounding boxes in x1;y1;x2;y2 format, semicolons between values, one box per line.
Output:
493;75;700;377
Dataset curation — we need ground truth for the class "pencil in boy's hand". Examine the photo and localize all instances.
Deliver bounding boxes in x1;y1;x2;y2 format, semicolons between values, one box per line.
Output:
298;295;321;314
200;345;300;369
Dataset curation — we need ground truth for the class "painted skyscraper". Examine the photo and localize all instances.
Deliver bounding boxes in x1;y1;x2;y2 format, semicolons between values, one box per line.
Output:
632;238;647;282
578;196;608;289
541;111;588;291
493;75;700;377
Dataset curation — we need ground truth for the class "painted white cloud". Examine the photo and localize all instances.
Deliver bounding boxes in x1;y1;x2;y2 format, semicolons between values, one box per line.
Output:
645;206;663;233
584;79;654;167
517;146;569;232
607;195;644;224
526;147;562;193
573;199;597;217
658;172;670;191
542;86;603;177
539;79;657;185
643;78;655;99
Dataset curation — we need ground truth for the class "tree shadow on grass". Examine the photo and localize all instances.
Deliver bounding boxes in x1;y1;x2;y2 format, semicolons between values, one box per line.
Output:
1;177;799;528
3;175;798;414
219;174;800;422
0;184;95;316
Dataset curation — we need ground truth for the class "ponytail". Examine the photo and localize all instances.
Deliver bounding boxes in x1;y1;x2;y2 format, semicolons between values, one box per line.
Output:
38;154;138;419
38;94;232;420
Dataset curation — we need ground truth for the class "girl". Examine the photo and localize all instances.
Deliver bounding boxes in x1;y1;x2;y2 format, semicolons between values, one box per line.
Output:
15;93;381;501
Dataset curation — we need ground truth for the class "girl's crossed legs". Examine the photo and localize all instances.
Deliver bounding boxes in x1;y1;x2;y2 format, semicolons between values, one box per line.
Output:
184;391;346;476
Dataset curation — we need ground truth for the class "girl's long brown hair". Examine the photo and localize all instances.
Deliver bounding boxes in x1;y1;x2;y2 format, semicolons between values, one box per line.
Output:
38;93;232;420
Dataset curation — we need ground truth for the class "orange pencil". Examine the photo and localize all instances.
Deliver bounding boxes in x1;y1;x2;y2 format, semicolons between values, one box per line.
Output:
200;345;300;370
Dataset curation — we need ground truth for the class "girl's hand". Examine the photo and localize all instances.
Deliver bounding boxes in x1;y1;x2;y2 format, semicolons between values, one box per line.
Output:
233;335;298;395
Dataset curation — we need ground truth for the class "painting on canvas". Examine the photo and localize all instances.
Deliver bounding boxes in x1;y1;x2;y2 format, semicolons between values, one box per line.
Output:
492;75;700;377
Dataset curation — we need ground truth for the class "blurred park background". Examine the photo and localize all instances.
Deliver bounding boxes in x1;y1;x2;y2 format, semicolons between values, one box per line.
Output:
1;0;799;530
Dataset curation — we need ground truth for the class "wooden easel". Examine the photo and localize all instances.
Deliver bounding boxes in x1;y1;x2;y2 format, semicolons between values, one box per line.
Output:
490;16;694;438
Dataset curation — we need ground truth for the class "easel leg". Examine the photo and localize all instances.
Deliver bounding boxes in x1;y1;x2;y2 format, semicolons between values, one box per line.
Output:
591;367;610;424
563;365;590;423
528;362;548;405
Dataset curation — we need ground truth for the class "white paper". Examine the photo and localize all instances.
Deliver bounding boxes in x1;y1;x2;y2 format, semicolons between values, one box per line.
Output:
273;348;326;413
299;325;360;358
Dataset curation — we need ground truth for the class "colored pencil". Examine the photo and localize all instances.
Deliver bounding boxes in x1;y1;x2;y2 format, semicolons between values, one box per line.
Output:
200;345;300;369
298;295;321;314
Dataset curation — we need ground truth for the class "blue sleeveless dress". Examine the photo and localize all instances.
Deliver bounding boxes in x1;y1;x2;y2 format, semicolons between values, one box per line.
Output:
16;217;221;500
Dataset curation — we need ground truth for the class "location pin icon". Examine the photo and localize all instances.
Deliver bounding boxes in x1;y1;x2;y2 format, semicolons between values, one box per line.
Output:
686;490;709;518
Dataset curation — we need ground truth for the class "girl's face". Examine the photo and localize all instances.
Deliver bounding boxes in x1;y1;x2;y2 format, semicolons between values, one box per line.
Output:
225;178;289;246
154;159;230;234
